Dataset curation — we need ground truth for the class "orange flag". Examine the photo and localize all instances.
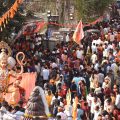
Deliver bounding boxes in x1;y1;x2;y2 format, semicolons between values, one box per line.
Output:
73;20;84;45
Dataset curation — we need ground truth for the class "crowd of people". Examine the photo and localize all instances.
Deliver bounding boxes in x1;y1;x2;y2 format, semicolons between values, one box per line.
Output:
0;5;120;120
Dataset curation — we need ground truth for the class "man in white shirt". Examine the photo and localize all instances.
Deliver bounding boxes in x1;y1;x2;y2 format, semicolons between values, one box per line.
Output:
64;104;73;120
76;48;84;60
110;33;115;42
111;62;118;77
66;34;70;42
35;62;40;74
42;66;50;84
90;96;101;120
92;39;97;46
92;43;97;54
97;38;103;45
51;62;58;69
103;48;109;58
98;70;104;85
115;91;120;109
91;52;98;64
57;107;67;120
94;61;100;71
94;106;101;120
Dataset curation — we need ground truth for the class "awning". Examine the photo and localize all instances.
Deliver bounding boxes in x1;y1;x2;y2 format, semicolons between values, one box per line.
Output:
15;21;46;39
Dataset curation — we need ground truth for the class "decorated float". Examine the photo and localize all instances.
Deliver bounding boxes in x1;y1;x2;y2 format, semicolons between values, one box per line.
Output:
0;41;36;106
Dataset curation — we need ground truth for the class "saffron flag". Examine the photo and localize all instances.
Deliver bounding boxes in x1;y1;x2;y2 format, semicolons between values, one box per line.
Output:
73;20;84;45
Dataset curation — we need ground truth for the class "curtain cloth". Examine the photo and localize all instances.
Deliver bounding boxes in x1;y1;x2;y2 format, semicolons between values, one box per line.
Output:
5;72;36;104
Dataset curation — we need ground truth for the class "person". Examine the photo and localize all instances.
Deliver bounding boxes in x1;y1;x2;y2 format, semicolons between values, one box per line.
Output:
115;91;120;109
64;103;73;120
97;114;102;120
76;104;84;120
46;90;53;108
4;75;24;107
70;80;77;99
78;80;87;97
12;106;24;120
92;43;97;54
72;95;78;120
80;97;89;119
0;101;9;120
76;47;84;60
42;65;50;85
91;52;98;64
17;100;25;112
57;107;67;120
94;106;101;120
5;8;120;120
90;96;101;120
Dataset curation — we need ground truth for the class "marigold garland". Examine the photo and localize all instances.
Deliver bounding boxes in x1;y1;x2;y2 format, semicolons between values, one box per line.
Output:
0;0;23;31
23;113;52;118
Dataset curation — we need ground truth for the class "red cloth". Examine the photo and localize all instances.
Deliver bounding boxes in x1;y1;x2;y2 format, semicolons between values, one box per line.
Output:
80;100;89;112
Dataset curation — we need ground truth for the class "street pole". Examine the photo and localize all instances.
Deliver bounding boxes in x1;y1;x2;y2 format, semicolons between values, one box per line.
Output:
46;10;51;50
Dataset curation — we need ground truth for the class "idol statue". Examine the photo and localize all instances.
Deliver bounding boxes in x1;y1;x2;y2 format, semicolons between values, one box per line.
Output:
21;86;51;120
0;41;25;106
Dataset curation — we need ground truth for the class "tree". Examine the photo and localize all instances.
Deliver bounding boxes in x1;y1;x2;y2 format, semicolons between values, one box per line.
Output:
75;0;115;22
0;0;25;42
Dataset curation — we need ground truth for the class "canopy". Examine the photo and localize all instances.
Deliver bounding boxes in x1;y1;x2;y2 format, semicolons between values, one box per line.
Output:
15;21;46;39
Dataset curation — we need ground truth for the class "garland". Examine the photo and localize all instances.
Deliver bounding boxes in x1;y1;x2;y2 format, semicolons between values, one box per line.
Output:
24;113;51;118
0;0;23;31
47;16;103;28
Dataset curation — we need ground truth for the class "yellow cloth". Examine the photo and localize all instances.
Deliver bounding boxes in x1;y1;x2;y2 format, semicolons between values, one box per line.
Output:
49;79;55;85
46;95;53;107
72;96;78;120
111;96;115;104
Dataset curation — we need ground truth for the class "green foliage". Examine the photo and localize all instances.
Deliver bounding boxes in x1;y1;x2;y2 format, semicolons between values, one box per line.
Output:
75;0;115;22
94;0;115;15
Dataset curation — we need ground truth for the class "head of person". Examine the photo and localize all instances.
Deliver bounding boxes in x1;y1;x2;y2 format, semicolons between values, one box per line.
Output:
7;105;13;112
18;100;24;107
105;114;111;120
97;115;102;120
93;96;98;103
1;101;8;109
104;78;109;84
13;106;20;113
113;84;118;92
58;106;63;112
77;104;81;109
55;92;58;98
95;106;99;111
107;98;111;105
48;90;52;95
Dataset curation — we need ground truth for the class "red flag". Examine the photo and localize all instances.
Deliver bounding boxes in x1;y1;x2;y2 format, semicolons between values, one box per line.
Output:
73;20;84;45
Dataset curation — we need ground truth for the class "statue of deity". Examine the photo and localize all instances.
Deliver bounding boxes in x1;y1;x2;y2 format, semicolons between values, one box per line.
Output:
0;41;25;105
